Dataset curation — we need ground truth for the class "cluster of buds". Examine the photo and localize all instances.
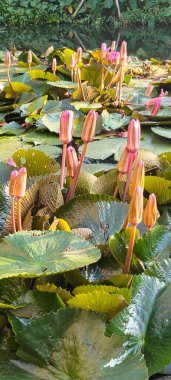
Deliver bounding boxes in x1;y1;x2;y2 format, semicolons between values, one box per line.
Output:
66;110;98;202
9;167;27;233
115;40;127;105
115;119;141;201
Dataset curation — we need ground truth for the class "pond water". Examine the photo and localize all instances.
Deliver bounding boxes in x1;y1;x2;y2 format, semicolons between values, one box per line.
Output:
0;23;171;59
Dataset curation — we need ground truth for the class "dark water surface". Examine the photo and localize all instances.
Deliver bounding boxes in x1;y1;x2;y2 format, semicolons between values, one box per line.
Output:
0;23;170;59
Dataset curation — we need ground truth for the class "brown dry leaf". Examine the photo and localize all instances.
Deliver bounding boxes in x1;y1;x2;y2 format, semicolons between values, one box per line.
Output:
22;206;33;231
39;175;64;212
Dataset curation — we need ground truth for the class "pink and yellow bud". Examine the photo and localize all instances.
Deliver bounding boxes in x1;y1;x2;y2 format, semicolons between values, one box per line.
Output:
144;193;157;230
15;167;27;198
101;43;107;59
52;58;57;73
144;85;154;97
76;47;82;64
27;50;32;64
120;41;127;65
70;54;76;69
5;51;11;68
127;119;140;153
81;110;98;143
128;186;143;226
66;146;78;178
9;170;18;197
59;110;74;144
118;147;137;174
129;160;144;198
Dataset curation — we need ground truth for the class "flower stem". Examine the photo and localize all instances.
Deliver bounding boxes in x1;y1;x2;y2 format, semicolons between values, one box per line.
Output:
11;196;16;233
60;143;67;190
123;224;137;274
113;185;119;198
121;212;129;230
66;142;87;203
17;197;22;232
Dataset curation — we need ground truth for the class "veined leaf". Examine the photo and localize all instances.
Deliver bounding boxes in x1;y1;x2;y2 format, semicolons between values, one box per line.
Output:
144;176;171;204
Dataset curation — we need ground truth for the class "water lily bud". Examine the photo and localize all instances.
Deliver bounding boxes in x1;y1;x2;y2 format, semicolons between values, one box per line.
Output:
27;50;32;64
129;160;144;198
118;147;137;174
101;42;107;59
8;156;17;167
120;41;127;65
111;41;116;51
5;50;11;68
144;85;154;97
127;119;140;153
52;58;57;73
128;186;143;226
144;193;157;230
108;51;120;66
9;170;18;197
66;146;78;178
145;97;161;116
81;110;98;143
15;167;27;198
160;89;168;97
70;54;76;69
59;110;74;144
76;47;82;64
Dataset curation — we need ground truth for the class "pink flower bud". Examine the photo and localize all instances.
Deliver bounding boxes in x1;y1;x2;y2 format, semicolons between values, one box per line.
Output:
118;147;137;174
15;167;27;198
66;146;78;178
27;50;32;64
144;193;157;230
145;97;161;116
127;119;140;153
76;47;82;64
128;186;143;226
59;110;74;144
52;58;57;73
9;170;18;197
108;51;120;65
70;54;76;69
5;51;11;68
101;43;107;59
144;85;154;97
120;41;127;65
81;110;98;143
111;41;116;51
8;157;17;167
160;89;168;97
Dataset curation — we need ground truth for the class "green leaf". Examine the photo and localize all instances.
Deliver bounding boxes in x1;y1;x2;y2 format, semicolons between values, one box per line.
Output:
22;130;61;146
12;148;59;177
79;138;124;160
0;137;30;162
133;226;171;266
57;197;129;246
3;82;33;95
47;80;78;89
99;273;133;288
27;95;48;114
0;230;101;279
73;284;131;302
0;122;25;136
37;283;73;302
91;169;118;195
71;101;102;111
144;259;171;285
102;111;130;131
106;274;171;376
29;69;60;81
68;290;128;319
151;127;171;139
144;176;171;204
5;308;148;380
0;163;13;185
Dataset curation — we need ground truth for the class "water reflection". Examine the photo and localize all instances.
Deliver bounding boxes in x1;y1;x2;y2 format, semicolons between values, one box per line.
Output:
0;24;170;59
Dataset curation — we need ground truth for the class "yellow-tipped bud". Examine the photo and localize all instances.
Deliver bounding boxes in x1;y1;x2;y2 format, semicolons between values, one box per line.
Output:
144;193;157;230
127;119;140;153
76;47;82;64
5;51;11;68
129;160;144;198
52;58;57;73
66;146;79;178
101;42;107;59
111;41;116;51
81;110;98;143
70;54;76;69
118;147;137;174
15;167;27;198
27;50;32;64
59;110;74;144
9;170;18;197
128;186;143;226
120;40;127;65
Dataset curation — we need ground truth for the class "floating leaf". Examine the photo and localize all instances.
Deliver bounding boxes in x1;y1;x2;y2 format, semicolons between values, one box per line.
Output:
3;82;32;95
29;69;60;81
79;138;124;160
57;197;129;246
12;148;59;177
106;274;171;376
0;137;30;162
0;122;24;136
145;176;171;204
0;231;101;279
151;127;171;139
73;284;131;303
91;169;118;195
102;111;130;131
47;80;78;89
27;95;48;114
0;163;13;185
68;290;127;319
37;283;73;302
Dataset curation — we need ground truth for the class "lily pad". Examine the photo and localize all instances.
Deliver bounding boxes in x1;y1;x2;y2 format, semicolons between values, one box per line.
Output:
0;230;101;279
79;138;124;160
0;122;25;136
151;127;171;139
144;176;171;204
102;110;130;131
